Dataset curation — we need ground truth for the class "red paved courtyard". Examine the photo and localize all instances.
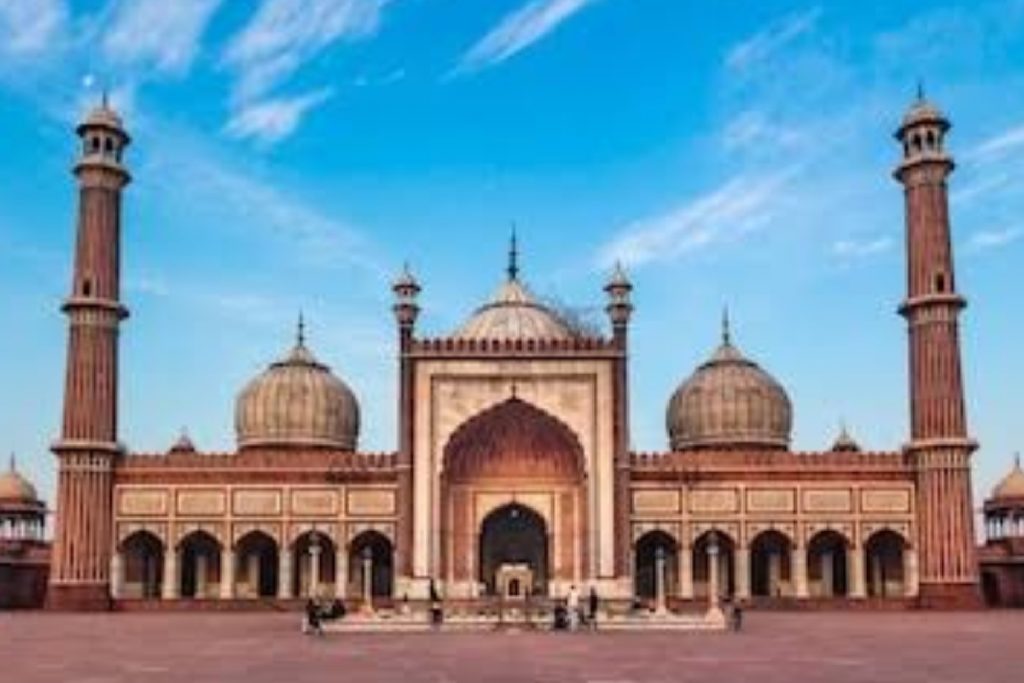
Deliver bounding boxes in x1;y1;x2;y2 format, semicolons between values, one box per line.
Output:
2;611;1022;683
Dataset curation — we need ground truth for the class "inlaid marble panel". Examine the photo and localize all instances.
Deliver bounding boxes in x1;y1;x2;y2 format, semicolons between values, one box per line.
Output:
803;489;852;513
861;489;911;513
632;489;680;514
176;490;226;516
689;489;739;513
233;489;281;516
118;489;168;516
747;488;795;513
348;489;396;516
292;489;339;516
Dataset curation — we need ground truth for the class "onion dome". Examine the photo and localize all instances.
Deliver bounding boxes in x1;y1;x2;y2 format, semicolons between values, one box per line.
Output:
0;454;38;503
992;455;1024;500
830;422;861;453
235;317;359;451
453;233;573;341
667;311;792;451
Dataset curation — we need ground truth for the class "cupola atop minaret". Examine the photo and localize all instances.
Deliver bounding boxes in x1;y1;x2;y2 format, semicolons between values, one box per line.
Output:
76;93;131;181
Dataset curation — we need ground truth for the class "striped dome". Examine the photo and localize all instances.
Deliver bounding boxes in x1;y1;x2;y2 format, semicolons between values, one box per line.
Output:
667;317;792;451
0;456;38;503
454;278;572;341
235;330;359;451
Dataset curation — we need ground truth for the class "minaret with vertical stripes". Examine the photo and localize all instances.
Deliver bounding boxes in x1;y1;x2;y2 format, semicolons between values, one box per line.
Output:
894;91;980;607
47;97;131;610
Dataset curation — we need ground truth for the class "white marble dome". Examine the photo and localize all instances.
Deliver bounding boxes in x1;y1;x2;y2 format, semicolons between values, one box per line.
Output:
454;277;573;341
0;457;38;503
235;330;359;451
667;319;792;451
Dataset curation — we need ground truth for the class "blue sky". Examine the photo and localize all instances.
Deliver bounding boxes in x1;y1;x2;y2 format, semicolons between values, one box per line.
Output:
1;0;1022;512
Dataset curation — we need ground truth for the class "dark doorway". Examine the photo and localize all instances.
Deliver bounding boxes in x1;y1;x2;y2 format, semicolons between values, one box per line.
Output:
479;503;548;596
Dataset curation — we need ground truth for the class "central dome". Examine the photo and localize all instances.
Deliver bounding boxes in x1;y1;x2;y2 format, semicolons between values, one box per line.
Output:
452;235;573;341
667;315;792;451
235;322;359;451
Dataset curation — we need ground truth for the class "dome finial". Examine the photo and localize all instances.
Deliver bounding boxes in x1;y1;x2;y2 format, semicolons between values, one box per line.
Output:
8;452;14;473
916;79;925;103
297;311;306;347
721;305;732;346
508;223;519;281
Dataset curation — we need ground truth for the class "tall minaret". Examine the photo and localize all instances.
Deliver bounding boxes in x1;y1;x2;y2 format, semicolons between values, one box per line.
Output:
605;262;633;579
391;262;420;586
894;91;979;607
47;97;131;610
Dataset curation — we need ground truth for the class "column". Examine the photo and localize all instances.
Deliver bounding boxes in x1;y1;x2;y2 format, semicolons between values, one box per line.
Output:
792;544;808;599
361;547;374;612
734;545;751;600
335;546;348;599
821;551;834;598
196;554;209;598
654;546;667;614
904;547;919;597
849;545;866;599
162;547;179;600
679;544;694;599
769;551;783;597
219;546;235;599
110;551;123;600
247;554;260;598
707;535;720;610
309;543;322;597
279;546;294;599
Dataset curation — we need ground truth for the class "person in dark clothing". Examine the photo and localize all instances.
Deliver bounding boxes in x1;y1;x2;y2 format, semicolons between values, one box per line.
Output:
588;587;599;630
553;600;569;630
305;598;323;636
731;602;743;632
429;578;443;627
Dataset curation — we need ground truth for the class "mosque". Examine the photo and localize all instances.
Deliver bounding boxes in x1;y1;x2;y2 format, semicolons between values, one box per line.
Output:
14;93;1023;611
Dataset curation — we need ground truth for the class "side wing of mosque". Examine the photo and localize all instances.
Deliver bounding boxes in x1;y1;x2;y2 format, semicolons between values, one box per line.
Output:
26;94;1003;611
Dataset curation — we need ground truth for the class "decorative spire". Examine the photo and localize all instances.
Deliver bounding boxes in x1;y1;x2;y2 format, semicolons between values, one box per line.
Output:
916;79;925;102
1016;452;1022;470
101;88;110;109
297;311;306;347
721;306;732;346
8;452;14;472
507;224;519;281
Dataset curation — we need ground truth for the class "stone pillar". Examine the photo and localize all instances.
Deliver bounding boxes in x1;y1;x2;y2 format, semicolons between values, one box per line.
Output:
679;544;694;599
109;552;123;600
849;545;866;599
792;545;808;599
196;554;209;598
247;554;260;598
161;547;178;600
219;546;234;599
905;547;919;597
707;534;720;610
821;551;834;598
309;543;322;598
734;545;751;600
335;546;348;599
361;547;374;612
769;551;783;597
654;546;667;614
279;546;294;599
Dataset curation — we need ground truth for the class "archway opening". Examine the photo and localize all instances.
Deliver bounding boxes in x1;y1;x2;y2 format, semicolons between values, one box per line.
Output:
865;530;905;598
634;530;678;601
349;531;393;598
236;531;278;598
293;532;337;599
179;531;221;599
693;531;736;598
807;530;849;598
479;503;548;596
750;530;793;598
121;531;163;599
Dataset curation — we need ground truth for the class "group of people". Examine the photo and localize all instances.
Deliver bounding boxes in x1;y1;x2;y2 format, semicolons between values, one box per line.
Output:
304;597;347;636
553;585;600;631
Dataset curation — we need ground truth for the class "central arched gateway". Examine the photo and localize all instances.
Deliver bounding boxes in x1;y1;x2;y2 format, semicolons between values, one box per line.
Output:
479;503;548;596
441;397;586;598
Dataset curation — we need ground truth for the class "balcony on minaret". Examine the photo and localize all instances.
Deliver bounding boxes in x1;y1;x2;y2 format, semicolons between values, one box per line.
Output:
75;94;131;180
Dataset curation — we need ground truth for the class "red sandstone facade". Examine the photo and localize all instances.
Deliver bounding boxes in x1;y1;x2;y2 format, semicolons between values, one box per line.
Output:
44;95;983;610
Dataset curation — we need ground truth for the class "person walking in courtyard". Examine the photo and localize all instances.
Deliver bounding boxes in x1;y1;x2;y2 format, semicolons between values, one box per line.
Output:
588;586;599;630
731;601;743;632
567;584;580;631
305;598;323;636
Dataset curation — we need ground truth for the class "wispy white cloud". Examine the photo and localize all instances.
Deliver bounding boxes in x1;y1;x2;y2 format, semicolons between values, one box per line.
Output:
0;0;66;57
223;0;388;103
103;0;222;75
453;0;596;76
968;123;1024;163
967;226;1023;251
225;89;333;144
832;236;894;258
722;110;806;152
725;6;822;72
596;173;792;269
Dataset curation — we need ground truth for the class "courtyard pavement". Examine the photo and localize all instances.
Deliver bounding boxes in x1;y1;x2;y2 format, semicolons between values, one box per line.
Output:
1;610;1021;683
